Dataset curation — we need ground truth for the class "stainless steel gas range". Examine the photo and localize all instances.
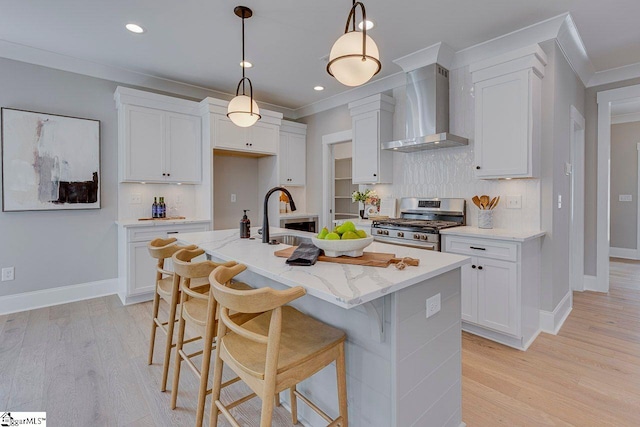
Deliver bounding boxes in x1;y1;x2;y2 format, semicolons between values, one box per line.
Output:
371;198;466;251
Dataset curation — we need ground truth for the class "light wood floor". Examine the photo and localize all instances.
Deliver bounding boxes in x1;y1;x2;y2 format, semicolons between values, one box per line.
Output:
1;259;639;426
463;258;640;427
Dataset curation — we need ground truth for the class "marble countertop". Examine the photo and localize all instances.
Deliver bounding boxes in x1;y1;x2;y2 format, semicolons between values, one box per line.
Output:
440;226;545;242
116;218;211;228
176;228;470;309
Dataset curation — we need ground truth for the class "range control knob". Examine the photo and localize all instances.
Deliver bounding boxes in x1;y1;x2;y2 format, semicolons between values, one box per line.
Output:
421;235;428;240
413;234;421;240
377;230;383;235
384;230;389;235
397;232;404;238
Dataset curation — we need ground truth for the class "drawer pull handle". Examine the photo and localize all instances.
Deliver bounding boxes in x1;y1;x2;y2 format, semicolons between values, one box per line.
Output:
471;264;476;269
470;246;486;251
167;231;179;234
477;266;484;270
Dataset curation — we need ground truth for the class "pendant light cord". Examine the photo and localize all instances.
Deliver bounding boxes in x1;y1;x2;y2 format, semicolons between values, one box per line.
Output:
241;14;246;95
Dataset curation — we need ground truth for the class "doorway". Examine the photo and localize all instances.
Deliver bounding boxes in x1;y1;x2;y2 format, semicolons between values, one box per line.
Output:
596;84;640;292
321;130;352;227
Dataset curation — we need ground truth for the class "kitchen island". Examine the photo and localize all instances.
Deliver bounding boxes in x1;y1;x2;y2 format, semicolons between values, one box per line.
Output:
178;228;469;427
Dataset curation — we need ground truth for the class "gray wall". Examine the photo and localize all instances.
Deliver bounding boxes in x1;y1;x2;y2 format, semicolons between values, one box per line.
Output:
610;122;640;249
213;154;259;230
584;76;640;275
0;58;120;296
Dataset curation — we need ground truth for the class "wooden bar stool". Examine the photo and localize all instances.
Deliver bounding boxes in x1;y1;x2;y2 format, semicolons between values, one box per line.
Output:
147;237;201;391
170;248;255;427
208;264;348;427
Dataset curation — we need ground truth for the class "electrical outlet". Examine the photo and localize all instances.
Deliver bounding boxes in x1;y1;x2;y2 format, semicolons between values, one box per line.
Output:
1;267;15;281
130;193;142;204
558;194;562;209
506;195;522;209
426;293;441;318
231;194;237;203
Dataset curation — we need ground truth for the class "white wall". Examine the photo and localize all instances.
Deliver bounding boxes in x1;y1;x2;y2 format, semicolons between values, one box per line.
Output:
213;154;259;229
610;121;640;249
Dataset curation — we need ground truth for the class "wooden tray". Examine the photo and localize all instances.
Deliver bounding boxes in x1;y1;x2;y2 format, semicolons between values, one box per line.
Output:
138;216;187;221
274;246;419;268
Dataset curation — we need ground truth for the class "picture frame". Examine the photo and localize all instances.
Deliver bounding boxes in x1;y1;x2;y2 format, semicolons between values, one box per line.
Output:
364;203;379;219
1;108;100;212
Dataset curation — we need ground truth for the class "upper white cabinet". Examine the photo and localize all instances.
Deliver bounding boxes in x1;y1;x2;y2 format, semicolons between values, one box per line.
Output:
115;87;202;184
279;120;307;186
348;94;395;184
213;115;279;155
470;45;546;179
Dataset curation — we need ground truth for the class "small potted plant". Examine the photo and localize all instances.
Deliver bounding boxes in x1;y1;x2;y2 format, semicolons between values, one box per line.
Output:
352;189;379;219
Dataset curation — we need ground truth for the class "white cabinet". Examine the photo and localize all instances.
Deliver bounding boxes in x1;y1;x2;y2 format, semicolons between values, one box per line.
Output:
279;120;307;186
470;45;546;179
117;221;210;305
212;114;278;155
115;87;202;184
444;233;542;350
348;94;395;184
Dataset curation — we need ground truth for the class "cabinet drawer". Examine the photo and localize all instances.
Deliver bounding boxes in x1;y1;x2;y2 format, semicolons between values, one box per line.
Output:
127;223;210;242
444;236;518;262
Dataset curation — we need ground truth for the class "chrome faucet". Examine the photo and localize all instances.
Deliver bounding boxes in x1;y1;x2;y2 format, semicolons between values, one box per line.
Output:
262;187;296;243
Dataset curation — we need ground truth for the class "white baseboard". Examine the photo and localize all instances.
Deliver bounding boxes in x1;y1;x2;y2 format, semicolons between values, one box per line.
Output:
0;278;119;315
540;291;572;334
583;275;599;292
610;247;640;260
118;291;155;306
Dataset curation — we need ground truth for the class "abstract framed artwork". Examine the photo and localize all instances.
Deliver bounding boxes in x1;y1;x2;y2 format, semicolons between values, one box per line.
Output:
1;108;100;211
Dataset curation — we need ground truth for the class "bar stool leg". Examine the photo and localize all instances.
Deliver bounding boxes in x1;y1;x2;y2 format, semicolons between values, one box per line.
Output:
170;294;187;409
336;343;348;427
195;320;216;427
209;329;226;427
161;274;180;391
148;289;161;365
289;385;298;424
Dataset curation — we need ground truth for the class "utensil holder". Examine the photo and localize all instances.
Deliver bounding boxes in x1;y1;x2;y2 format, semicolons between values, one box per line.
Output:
478;210;493;229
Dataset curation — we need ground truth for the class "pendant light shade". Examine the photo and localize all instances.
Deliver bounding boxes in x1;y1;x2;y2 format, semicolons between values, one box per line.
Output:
228;6;261;127
327;1;381;87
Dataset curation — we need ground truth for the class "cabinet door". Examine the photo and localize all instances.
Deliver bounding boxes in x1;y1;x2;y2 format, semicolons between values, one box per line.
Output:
352;111;380;184
129;241;158;296
287;134;306;186
124;105;164;182
461;257;479;324
474;70;530;178
165;112;201;183
213;115;247;151
477;258;519;336
249;122;278;155
279;133;289;185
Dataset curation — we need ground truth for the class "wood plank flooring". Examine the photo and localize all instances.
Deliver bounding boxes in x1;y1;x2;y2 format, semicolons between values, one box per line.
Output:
463;258;640;427
1;258;639;426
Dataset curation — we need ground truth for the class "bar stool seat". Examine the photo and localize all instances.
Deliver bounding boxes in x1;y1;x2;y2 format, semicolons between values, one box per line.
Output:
222;306;345;379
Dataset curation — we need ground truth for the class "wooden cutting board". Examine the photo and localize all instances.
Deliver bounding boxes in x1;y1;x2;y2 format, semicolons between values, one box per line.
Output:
274;246;419;268
138;216;187;221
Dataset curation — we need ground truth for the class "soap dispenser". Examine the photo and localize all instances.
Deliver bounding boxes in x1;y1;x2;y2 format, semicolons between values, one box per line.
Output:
240;210;251;238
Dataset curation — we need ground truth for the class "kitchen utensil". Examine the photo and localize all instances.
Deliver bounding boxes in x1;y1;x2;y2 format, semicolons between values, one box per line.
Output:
488;197;497;210
472;196;482;209
274;246;420;268
480;195;490;209
493;196;500;209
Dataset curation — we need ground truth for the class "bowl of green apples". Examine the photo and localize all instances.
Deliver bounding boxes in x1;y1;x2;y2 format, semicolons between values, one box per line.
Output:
312;221;374;257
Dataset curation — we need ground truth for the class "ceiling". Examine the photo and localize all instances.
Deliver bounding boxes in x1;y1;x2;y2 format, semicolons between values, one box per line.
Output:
1;1;639;110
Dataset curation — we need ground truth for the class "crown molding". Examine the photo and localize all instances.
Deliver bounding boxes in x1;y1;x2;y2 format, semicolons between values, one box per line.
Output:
588;61;640;88
0;38;296;118
555;14;595;88
393;42;455;72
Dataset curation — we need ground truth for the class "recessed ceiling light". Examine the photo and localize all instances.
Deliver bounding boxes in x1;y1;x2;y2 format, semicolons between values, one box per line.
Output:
126;23;145;34
240;61;253;68
358;20;375;30
314;86;325;91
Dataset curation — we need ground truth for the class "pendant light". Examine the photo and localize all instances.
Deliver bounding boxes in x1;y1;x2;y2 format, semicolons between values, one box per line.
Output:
227;6;261;127
327;1;381;87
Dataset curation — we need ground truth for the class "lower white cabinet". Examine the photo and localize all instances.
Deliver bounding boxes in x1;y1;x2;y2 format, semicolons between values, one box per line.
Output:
444;234;542;350
117;221;210;305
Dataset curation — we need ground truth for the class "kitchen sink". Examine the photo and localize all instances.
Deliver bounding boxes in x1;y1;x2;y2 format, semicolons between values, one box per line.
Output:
269;234;312;246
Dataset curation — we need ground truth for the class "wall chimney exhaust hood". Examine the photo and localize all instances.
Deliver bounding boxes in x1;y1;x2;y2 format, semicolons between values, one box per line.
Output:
382;63;468;152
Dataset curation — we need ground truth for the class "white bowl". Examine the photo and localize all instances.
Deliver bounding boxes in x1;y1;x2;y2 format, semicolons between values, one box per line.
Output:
311;236;374;258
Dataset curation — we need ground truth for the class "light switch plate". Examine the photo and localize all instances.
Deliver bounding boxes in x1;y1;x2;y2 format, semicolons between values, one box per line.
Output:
506;195;522;209
619;194;633;202
231;194;237;203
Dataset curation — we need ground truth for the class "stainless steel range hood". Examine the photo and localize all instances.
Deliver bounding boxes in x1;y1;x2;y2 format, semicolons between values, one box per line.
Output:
382;64;468;152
